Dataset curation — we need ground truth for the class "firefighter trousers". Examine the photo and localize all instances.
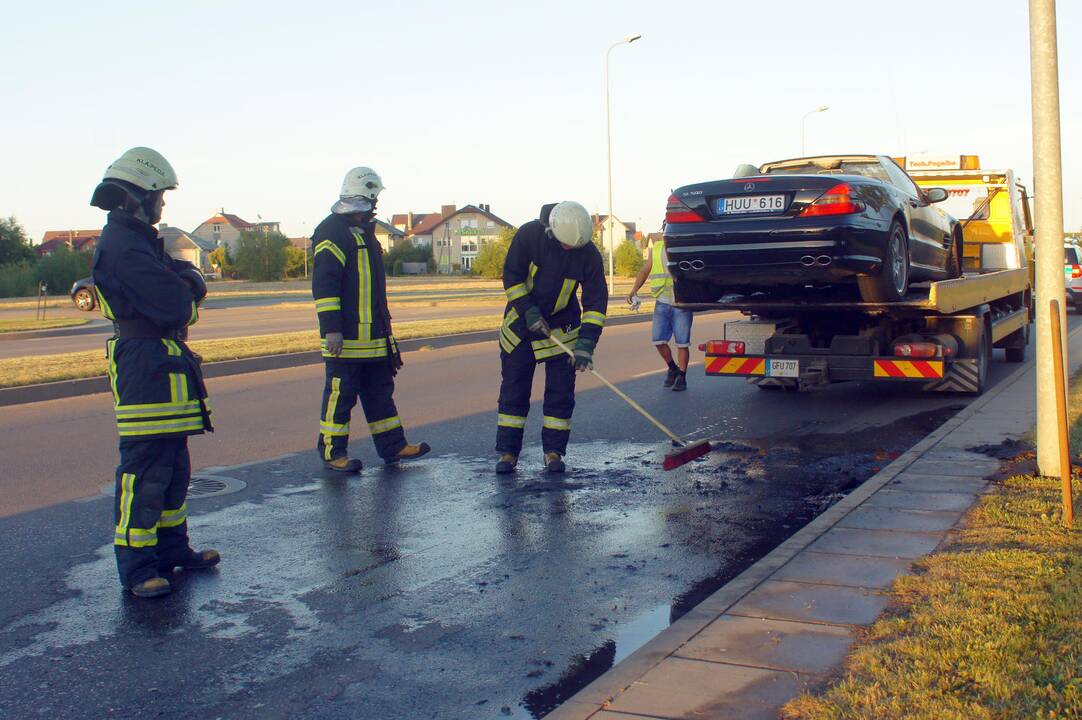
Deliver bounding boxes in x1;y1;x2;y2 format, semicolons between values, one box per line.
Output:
114;437;192;588
318;360;407;462
496;342;576;457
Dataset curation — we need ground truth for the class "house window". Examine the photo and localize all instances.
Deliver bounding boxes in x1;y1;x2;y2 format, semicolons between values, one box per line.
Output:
487;221;495;229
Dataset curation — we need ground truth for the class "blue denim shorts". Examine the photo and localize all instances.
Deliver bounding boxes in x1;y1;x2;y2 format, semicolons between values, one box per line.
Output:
651;301;693;347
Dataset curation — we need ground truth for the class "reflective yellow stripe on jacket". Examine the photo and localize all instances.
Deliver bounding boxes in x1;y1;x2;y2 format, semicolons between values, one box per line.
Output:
531;326;579;361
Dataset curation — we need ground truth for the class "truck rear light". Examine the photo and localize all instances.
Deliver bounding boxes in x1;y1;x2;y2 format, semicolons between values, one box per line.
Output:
799;182;865;217
703;340;745;355
893;341;939;358
665;194;704;224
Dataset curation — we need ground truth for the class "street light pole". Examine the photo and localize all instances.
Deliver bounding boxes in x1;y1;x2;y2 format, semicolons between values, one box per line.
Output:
801;105;829;156
605;33;641;295
1030;0;1067;477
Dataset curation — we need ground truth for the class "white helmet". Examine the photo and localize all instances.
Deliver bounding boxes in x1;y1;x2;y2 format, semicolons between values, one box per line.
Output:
340;167;384;200
548;201;592;249
103;147;178;191
91;146;177;211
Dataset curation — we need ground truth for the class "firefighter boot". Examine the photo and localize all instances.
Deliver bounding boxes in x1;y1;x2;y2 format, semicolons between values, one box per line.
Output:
495;454;518;474
130;576;171;599
385;442;431;465
325;456;364;473
544;452;566;474
162;548;221;572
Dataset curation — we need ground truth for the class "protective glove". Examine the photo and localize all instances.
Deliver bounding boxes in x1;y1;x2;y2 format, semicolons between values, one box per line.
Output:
389;337;403;375
523;305;550;337
626;294;642;312
571;337;596;372
177;268;208;303
325;332;344;357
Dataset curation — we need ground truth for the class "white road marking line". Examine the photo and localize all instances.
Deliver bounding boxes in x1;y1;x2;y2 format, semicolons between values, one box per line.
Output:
630;361;703;379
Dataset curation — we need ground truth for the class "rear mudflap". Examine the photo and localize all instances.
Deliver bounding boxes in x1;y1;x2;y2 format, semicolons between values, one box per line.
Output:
922;359;980;393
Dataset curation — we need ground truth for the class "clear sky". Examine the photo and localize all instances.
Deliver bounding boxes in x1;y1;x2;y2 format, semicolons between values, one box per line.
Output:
2;0;1078;242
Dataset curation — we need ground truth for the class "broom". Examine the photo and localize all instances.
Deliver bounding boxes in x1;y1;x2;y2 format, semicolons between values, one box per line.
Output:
547;334;713;470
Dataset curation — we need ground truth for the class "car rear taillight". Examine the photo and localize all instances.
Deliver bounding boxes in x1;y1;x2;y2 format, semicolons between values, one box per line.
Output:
799;183;865;217
893;342;939;358
700;340;746;355
665;194;704;224
1071;264;1081;279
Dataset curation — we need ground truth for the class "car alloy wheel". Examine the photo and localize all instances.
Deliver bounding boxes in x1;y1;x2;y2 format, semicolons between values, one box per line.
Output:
890;228;908;296
74;289;95;311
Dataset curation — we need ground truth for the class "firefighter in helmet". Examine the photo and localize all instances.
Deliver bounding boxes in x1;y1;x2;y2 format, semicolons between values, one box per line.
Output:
496;201;608;473
90;147;219;598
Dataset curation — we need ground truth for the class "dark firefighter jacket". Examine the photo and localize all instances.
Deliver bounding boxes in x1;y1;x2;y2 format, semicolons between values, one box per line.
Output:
311;213;399;361
92;210;211;440
501;204;608;361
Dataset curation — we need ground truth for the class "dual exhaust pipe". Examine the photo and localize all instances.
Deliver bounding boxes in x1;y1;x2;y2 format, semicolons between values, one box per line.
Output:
677;256;832;271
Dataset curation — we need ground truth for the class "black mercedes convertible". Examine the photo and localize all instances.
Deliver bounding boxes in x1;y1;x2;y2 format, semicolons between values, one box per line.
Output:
663;155;962;303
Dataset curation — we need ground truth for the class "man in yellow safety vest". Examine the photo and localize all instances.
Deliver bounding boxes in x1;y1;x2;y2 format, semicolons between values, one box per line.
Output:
627;233;694;391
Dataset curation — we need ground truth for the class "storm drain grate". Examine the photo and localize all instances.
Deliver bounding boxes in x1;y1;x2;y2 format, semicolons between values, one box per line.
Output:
99;474;246;500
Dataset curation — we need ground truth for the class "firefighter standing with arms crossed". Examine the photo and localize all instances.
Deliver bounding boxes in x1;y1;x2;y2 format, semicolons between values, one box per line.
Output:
311;167;430;471
90;147;219;599
495;201;608;474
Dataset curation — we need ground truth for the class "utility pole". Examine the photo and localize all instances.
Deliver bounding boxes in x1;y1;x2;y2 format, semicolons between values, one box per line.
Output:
1030;0;1067;477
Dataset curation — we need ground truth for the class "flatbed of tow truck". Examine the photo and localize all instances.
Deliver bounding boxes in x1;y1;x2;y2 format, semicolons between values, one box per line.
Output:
683;268;1031;396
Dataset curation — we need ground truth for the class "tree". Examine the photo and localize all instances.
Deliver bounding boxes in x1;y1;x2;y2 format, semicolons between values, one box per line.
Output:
473;226;516;279
284;245;308;278
233;231;289;281
0;217;34;266
614;239;645;277
208;245;232;276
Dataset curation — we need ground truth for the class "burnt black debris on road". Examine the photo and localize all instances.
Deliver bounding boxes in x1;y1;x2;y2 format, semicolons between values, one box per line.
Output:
0;336;1029;719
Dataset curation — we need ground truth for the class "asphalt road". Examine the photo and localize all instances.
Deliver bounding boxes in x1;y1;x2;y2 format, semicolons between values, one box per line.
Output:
0;301;507;359
0;318;1050;719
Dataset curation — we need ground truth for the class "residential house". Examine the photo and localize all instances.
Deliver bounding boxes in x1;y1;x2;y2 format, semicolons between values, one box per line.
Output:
373;220;406;252
391;212;437;246
592;214;637;253
406;204;514;272
37;229;100;256
159;224;216;273
191;210;281;252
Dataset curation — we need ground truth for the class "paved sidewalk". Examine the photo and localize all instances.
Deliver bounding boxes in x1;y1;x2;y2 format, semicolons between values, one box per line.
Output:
549;328;1081;720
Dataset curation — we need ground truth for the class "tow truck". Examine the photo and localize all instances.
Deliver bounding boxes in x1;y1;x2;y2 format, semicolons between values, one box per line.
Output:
687;155;1033;395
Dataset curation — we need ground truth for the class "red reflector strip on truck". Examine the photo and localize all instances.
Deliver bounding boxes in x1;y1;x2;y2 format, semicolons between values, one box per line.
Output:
873;359;944;379
705;357;766;375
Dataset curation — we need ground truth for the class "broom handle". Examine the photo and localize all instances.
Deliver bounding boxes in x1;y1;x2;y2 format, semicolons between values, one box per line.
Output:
548;334;685;445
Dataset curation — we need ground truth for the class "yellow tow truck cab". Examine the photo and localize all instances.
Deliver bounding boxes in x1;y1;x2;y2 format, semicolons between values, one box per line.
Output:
893;154;1035;276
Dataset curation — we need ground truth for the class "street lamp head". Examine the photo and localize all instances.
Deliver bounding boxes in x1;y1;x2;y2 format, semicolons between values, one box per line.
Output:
816;105;829;113
626;33;642;43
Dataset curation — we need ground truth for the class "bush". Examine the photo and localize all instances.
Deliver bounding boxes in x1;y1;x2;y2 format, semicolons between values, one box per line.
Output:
0;261;37;298
385;242;434;276
208;245;232;276
36;246;92;296
233;231;290;281
614;239;645;276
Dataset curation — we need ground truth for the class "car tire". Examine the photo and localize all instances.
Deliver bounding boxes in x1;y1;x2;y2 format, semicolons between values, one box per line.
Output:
947;232;963;279
857;222;910;303
968;319;992;395
73;288;96;312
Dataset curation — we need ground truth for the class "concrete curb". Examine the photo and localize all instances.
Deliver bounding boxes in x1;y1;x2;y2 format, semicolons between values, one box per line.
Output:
0;314;653;407
547;327;1079;719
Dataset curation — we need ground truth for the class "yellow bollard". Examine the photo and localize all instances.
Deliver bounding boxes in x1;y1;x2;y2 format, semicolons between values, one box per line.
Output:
1050;299;1074;527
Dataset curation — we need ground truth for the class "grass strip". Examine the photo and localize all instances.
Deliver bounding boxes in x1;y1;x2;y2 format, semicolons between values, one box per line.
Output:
782;374;1082;720
0;303;653;388
0;317;89;334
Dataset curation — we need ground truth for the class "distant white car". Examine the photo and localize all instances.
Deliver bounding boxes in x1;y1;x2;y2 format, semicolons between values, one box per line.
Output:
1066;244;1082;311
